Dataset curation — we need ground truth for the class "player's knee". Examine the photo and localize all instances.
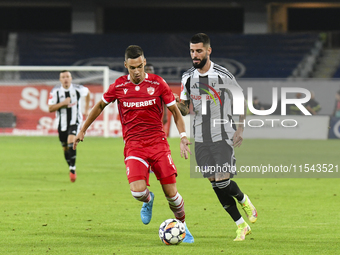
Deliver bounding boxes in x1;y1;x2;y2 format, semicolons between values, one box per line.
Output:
61;141;68;151
129;178;147;192
162;184;177;198
131;188;149;202
68;143;75;150
164;188;177;198
208;177;215;182
215;179;230;189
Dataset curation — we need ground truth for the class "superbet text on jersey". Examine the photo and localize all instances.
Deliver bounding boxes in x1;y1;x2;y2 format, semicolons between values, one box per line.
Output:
102;73;175;143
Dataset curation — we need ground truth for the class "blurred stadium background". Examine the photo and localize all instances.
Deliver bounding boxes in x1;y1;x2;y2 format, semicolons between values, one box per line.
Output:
1;0;340;139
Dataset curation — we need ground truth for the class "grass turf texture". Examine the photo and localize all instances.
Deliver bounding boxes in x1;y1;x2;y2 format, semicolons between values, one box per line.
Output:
0;136;339;254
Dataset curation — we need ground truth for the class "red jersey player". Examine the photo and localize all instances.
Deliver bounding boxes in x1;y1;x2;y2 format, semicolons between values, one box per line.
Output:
73;45;194;243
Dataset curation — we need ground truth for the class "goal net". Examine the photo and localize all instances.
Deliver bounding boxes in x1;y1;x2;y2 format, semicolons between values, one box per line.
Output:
0;66;124;137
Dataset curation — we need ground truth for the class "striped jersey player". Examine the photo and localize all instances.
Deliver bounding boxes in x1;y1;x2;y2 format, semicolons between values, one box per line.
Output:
49;83;89;134
48;70;90;182
180;62;242;143
176;33;257;242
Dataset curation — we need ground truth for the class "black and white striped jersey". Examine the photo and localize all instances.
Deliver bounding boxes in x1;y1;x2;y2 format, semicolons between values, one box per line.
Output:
48;84;89;132
180;62;243;143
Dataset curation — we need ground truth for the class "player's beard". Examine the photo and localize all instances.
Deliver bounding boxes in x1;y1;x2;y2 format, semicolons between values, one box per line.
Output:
192;55;208;69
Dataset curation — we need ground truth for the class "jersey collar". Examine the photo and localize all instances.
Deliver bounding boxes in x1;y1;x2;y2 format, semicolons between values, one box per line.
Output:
127;73;148;85
61;83;73;92
194;61;214;77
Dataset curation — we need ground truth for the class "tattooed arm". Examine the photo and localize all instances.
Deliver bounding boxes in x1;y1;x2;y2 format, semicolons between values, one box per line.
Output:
173;93;190;116
233;98;247;147
177;100;190;116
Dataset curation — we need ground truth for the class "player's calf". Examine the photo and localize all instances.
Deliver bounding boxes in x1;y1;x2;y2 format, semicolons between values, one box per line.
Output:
131;189;154;224
166;192;185;223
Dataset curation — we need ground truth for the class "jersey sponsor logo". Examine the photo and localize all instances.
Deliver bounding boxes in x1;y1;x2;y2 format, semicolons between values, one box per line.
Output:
190;91;221;101
123;99;156;108
68;102;77;107
135;86;140;91
123;88;128;94
49;93;53;100
193;82;223;106
147;87;155;95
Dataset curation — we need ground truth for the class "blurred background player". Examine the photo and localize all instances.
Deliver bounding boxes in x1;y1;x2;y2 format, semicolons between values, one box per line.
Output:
333;90;340;117
144;63;155;74
305;91;321;115
288;93;302;115
289;92;321;115
73;45;194;243
48;70;90;182
247;96;265;115
176;33;257;241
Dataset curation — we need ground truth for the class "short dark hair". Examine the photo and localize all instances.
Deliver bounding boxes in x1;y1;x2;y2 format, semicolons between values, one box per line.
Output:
60;70;69;74
190;33;210;47
125;45;144;60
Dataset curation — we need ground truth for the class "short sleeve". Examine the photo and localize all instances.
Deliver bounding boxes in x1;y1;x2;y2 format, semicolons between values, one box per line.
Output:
78;85;89;96
229;76;243;91
48;88;58;105
102;82;117;104
160;78;176;106
180;76;190;101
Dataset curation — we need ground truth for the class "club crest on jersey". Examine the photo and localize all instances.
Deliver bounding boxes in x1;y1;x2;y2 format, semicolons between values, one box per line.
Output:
123;88;128;94
135;86;140;91
147;87;155;95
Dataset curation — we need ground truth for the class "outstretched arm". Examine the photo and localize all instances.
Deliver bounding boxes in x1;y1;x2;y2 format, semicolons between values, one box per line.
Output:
73;100;108;149
162;103;168;124
167;104;191;159
84;92;91;117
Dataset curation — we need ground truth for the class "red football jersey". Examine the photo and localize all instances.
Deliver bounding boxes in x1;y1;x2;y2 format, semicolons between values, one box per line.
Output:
102;73;175;143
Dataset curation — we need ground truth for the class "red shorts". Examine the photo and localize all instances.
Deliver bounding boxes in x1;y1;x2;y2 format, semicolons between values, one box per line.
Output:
124;137;177;186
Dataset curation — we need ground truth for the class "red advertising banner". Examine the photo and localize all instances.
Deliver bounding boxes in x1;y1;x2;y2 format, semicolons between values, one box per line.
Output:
0;84;111;136
0;84;180;136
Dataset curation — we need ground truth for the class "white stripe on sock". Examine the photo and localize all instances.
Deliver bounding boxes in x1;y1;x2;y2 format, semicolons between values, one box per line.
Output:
235;217;245;226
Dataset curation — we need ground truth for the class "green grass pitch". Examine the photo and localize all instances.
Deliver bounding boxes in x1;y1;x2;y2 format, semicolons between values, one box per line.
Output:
0;136;339;254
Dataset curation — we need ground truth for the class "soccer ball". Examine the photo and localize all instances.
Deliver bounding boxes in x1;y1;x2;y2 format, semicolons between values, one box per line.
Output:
159;219;186;245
